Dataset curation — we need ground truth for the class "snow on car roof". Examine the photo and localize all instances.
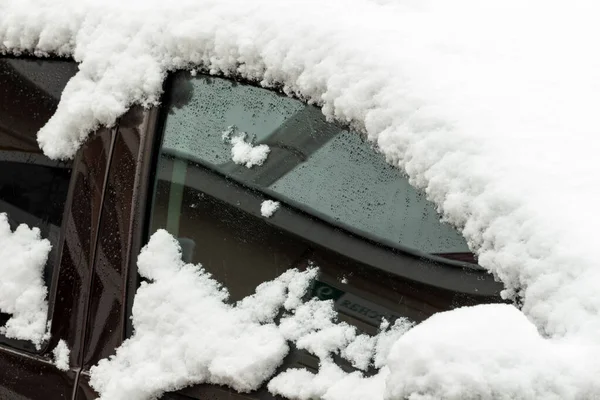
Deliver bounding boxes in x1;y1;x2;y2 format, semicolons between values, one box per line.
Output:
2;0;600;398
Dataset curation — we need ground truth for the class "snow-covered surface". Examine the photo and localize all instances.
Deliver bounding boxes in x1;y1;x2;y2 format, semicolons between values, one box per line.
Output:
52;339;70;371
260;200;280;218
271;304;600;400
382;305;600;400
89;230;312;399
0;213;50;348
90;230;415;400
1;0;600;397
89;231;600;400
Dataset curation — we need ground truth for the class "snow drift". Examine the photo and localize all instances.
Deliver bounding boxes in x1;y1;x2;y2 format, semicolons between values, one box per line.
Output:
89;230;412;400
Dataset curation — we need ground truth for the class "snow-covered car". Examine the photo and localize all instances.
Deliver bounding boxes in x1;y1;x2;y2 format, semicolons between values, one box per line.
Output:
0;56;503;399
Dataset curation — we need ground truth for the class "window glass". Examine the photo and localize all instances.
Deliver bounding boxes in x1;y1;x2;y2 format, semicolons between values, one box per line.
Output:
159;72;470;257
147;73;498;399
0;58;78;326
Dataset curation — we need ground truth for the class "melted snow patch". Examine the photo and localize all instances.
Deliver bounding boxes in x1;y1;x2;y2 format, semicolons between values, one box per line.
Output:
260;200;280;218
0;213;50;348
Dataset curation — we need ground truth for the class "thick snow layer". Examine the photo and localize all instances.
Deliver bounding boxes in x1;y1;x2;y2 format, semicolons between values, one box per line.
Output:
271;305;600;400
3;0;600;397
97;231;600;400
89;230;315;400
0;213;50;347
90;230;416;400
383;305;600;400
260;200;280;218
52;339;70;371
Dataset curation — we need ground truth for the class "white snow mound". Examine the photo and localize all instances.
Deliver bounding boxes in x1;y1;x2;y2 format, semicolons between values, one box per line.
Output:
384;304;600;400
90;230;417;400
0;213;50;348
260;200;280;218
89;229;314;400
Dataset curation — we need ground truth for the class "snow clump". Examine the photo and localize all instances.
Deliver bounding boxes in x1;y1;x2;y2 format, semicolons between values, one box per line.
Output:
0;213;51;348
229;133;270;168
89;230;315;400
52;339;70;371
222;126;270;168
270;304;600;400
89;230;415;400
260;200;280;218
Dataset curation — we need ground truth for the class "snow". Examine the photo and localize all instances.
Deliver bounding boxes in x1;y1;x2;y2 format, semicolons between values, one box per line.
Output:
89;230;314;400
222;126;270;168
269;361;390;400
383;304;600;400
0;213;50;348
271;305;600;400
229;133;270;168
1;0;600;398
52;339;70;371
90;230;415;400
260;200;280;218
268;305;600;400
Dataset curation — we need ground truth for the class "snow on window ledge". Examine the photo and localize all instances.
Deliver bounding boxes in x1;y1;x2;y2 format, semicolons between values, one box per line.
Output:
0;213;51;348
260;200;280;218
52;339;70;371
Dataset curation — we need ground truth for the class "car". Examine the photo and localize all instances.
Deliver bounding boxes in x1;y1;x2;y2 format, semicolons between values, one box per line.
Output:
0;55;503;400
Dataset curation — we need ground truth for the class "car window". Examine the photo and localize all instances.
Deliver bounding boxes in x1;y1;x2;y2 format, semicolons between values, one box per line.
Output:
145;72;498;399
158;71;471;260
147;71;494;307
146;70;497;319
0;58;78;330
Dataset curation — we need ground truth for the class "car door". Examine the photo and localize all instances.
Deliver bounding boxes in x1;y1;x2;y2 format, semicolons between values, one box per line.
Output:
74;71;503;400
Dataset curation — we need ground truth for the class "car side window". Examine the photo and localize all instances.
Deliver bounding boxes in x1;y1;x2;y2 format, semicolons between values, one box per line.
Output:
155;72;473;261
145;72;497;399
147;71;491;317
0;58;78;331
